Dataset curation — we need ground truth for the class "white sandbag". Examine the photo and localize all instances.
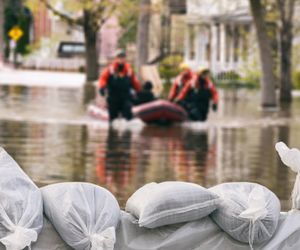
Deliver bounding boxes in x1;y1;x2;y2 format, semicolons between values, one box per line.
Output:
116;211;300;250
210;182;280;247
32;217;72;250
0;148;43;250
125;182;220;228
275;142;300;209
42;182;120;250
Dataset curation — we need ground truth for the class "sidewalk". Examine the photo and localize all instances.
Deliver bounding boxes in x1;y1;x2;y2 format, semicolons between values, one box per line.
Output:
0;67;86;88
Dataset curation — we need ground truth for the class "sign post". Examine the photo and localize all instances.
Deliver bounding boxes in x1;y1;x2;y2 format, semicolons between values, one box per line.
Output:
8;26;24;67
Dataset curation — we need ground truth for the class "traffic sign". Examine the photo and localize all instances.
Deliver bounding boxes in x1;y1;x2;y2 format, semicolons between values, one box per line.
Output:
8;26;24;41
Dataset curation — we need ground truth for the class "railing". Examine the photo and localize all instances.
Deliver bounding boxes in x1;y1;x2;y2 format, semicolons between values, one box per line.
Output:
22;58;86;72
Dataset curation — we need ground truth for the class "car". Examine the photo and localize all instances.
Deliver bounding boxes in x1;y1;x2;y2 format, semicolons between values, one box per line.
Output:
57;41;85;58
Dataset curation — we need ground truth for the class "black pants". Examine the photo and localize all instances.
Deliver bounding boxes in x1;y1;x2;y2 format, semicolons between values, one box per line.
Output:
188;101;210;121
107;97;133;122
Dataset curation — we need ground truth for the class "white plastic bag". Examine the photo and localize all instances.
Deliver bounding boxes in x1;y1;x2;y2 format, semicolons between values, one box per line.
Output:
42;182;120;250
0;148;43;250
275;142;300;209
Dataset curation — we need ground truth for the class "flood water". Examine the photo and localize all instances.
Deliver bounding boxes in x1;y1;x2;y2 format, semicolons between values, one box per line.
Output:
1;84;300;211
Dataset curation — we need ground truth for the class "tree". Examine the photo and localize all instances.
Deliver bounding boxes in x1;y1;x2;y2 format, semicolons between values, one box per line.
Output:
249;0;277;107
0;0;4;61
40;0;124;81
249;0;298;105
4;0;32;60
117;0;139;49
135;0;151;78
276;0;296;103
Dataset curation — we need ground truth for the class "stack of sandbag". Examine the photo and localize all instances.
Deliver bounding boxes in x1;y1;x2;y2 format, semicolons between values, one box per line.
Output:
122;181;281;250
210;182;281;249
0;148;43;250
41;182;120;250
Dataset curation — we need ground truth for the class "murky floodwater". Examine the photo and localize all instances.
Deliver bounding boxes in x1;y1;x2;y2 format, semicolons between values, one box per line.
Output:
0;84;300;211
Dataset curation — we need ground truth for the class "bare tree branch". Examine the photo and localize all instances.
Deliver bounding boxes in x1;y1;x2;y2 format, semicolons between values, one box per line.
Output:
97;1;119;29
118;18;136;38
40;0;83;26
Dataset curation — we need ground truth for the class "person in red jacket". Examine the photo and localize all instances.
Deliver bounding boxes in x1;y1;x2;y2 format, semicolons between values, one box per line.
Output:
176;67;218;121
99;51;141;122
168;63;195;105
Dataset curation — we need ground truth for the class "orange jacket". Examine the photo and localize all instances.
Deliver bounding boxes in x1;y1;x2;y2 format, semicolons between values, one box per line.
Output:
98;61;141;92
168;71;195;101
177;76;219;103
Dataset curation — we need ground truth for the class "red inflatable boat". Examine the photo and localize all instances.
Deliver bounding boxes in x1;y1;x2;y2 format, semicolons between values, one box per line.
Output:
88;100;188;124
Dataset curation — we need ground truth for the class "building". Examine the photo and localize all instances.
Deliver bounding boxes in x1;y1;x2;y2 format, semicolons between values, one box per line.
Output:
32;2;52;42
185;0;300;75
185;0;254;74
148;0;187;62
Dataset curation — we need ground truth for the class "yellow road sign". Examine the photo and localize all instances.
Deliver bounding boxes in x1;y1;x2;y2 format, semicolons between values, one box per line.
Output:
8;26;24;41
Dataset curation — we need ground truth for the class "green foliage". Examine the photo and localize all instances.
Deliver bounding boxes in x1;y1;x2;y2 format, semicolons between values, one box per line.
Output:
117;0;139;48
293;71;300;90
158;54;183;84
214;69;260;89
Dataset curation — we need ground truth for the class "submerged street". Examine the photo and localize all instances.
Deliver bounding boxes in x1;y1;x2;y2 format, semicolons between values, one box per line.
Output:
0;73;298;210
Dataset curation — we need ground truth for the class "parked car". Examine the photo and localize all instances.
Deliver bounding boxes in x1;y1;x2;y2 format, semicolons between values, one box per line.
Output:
57;41;85;58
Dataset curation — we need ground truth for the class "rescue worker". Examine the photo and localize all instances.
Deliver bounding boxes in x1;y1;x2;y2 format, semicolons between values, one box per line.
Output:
176;67;218;121
98;51;141;122
134;81;156;105
168;63;195;107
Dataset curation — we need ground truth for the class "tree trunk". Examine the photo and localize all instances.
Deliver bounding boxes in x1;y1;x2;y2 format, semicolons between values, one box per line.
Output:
135;0;151;77
0;0;4;61
277;0;295;103
83;10;99;81
279;21;293;102
249;0;277;107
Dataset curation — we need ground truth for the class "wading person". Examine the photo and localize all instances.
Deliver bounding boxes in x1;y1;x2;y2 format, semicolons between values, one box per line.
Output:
98;51;141;122
176;67;218;121
168;63;195;108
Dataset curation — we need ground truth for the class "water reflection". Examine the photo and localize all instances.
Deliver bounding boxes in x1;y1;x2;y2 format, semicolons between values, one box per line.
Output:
0;84;298;210
96;128;134;205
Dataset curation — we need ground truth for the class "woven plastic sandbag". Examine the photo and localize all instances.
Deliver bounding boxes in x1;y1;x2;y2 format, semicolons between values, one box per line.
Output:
125;182;220;228
210;182;280;248
32;216;72;250
0;148;43;250
42;182;120;250
276;142;300;209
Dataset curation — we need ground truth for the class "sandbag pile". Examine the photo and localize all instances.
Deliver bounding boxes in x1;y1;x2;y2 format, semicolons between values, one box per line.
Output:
124;181;281;249
1;143;299;250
